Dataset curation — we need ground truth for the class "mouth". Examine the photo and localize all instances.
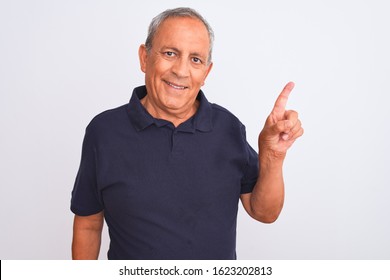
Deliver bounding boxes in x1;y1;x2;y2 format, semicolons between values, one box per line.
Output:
164;80;188;90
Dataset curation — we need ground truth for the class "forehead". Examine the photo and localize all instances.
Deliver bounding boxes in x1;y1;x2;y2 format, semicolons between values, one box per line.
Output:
153;17;210;55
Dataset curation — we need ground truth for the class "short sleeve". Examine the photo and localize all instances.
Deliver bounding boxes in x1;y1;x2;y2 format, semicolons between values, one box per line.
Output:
240;125;259;194
70;125;104;216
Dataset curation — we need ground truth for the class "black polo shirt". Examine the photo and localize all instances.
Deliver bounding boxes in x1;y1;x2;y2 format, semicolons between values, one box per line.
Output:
71;86;259;259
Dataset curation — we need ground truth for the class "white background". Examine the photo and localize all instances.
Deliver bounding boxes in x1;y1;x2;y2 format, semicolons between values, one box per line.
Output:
1;0;389;259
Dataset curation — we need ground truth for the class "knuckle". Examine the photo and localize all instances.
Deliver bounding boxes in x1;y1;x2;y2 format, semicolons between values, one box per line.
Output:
287;110;298;117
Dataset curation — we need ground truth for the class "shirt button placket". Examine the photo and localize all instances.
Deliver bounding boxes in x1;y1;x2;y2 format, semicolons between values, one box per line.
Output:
171;129;177;154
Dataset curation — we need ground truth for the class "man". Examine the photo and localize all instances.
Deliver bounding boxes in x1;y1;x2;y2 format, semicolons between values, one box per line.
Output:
71;7;303;260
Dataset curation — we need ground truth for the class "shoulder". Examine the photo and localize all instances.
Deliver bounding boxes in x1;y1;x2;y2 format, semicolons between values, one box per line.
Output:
210;103;237;117
210;103;244;128
86;104;128;133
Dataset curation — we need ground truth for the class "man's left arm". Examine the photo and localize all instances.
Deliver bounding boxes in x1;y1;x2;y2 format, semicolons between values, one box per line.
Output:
241;82;304;223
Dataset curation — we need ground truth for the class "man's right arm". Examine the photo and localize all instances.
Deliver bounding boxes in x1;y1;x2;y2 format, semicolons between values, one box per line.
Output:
72;211;104;260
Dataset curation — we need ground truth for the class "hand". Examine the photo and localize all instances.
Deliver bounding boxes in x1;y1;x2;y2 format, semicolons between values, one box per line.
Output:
259;82;304;160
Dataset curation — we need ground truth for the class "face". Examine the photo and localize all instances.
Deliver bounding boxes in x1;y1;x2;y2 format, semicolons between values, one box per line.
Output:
139;17;213;121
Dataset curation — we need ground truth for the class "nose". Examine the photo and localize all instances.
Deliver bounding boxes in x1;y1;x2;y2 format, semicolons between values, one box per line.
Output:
171;57;190;78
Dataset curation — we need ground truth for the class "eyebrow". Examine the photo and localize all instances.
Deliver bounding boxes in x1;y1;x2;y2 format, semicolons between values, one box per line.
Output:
161;46;207;60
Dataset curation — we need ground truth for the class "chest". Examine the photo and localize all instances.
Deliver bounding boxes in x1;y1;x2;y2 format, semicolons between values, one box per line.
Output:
94;126;248;216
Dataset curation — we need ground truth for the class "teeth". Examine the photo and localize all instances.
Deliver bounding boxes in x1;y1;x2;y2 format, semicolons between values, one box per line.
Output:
167;81;186;90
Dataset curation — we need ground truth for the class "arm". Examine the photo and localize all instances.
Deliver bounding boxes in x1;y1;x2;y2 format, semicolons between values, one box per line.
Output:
72;211;104;259
241;82;304;223
241;156;285;223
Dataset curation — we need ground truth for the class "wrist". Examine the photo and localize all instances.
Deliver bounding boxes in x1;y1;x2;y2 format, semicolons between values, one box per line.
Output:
259;148;285;170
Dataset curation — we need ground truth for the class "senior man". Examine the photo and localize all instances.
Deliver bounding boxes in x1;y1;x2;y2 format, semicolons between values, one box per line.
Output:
71;7;303;260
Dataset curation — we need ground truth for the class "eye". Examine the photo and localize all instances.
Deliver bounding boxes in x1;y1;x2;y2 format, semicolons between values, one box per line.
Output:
164;51;176;57
191;57;202;64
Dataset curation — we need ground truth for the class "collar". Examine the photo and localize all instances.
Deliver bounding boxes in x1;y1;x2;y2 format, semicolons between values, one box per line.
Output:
127;86;213;133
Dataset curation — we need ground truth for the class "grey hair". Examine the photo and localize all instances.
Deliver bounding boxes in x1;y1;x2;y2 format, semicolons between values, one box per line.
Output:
145;7;214;64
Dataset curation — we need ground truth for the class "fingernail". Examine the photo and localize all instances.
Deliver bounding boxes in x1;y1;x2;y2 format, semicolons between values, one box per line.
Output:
282;133;289;141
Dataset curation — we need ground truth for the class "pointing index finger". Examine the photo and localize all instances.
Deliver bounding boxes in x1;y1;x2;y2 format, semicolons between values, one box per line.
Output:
272;82;295;118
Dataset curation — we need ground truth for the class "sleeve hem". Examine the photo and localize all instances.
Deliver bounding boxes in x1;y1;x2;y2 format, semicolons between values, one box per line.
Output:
70;206;104;217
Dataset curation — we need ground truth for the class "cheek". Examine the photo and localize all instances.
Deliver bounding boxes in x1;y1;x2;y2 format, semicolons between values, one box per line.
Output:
195;71;208;85
151;58;172;72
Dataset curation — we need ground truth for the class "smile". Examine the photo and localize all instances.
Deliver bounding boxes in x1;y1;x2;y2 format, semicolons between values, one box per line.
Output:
165;81;188;90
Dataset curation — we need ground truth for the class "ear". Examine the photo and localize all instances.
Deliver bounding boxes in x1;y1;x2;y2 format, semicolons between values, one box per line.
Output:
138;44;148;73
202;62;213;86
